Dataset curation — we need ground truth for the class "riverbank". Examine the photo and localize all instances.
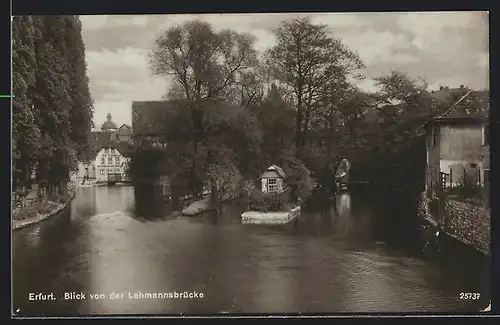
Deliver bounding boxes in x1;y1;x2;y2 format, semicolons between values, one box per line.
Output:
12;190;76;231
418;192;490;256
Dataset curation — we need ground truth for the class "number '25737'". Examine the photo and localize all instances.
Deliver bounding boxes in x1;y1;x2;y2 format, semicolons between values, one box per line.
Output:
460;293;480;300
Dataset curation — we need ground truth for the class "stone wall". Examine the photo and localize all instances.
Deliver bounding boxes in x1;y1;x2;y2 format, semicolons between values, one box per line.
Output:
242;206;301;225
443;199;490;255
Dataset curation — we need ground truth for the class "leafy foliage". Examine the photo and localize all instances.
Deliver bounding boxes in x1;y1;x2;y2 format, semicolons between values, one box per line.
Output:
248;189;293;212
138;17;488;207
12;15;93;197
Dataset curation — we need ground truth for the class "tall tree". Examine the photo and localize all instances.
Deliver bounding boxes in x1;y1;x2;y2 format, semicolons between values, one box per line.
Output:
12;16;41;190
64;15;94;162
32;16;74;195
265;17;364;153
149;19;260;195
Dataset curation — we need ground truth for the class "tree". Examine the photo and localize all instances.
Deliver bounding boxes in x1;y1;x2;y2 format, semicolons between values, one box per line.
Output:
32;16;75;195
149;20;260;195
64;16;94;162
12;16;41;191
265;17;364;153
150;20;259;102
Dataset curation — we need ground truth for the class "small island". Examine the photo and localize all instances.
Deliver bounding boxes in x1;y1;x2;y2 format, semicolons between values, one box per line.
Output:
241;163;311;225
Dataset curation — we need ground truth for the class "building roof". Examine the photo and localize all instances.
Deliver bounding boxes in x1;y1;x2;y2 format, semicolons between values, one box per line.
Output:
117;124;133;136
426;89;489;126
89;131;112;159
260;165;286;179
101;121;118;131
433;88;489;123
87;129;134;160
101;112;118;131
96;144;132;158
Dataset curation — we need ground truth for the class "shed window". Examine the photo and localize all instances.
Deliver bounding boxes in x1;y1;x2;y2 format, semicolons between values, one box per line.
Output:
268;178;277;192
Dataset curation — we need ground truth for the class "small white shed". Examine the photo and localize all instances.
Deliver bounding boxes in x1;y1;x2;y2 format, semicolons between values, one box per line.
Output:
260;165;286;193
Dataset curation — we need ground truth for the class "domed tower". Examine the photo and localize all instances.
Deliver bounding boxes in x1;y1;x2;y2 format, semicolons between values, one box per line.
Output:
101;112;118;132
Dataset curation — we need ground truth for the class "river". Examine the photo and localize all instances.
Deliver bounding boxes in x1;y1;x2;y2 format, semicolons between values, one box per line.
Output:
12;185;490;316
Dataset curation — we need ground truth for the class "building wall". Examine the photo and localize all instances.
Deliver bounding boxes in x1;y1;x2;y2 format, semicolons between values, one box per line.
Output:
426;124;484;193
425;125;441;193
440;160;482;186
95;148;130;182
439;125;482;161
440;125;483;186
261;176;284;193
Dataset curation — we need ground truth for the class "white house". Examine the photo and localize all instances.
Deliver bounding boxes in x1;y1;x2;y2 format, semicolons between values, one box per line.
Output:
75;147;130;183
95;147;130;182
260;165;286;193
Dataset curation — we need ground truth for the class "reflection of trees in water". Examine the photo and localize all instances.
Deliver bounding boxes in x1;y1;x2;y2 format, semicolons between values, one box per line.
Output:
367;187;422;252
334;193;352;232
14;207;88;316
133;186;168;220
72;188;97;216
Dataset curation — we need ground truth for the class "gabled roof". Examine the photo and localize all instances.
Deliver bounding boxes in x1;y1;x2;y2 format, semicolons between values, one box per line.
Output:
117;124;133;136
426;89;489;126
260;165;286;179
438;90;488;119
96;144;131;158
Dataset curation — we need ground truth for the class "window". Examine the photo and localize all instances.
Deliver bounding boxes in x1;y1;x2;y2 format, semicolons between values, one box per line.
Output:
116;156;120;165
101;170;105;175
268;178;277;192
100;157;105;164
108;157;113;164
116;168;120;173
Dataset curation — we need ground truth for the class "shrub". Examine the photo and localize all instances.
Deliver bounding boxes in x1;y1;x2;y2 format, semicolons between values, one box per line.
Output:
282;157;313;204
37;203;52;215
13;207;38;220
248;189;293;212
448;174;483;204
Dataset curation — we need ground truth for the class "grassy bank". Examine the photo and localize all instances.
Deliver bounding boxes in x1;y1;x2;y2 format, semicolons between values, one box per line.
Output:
12;190;76;230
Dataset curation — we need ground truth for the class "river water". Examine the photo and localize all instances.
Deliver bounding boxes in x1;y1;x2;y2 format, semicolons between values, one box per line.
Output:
12;185;490;316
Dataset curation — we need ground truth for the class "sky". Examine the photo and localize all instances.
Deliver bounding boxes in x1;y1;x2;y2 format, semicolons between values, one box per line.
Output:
80;12;489;129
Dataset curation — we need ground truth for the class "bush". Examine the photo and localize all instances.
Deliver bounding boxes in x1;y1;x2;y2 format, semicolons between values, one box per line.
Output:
282;157;313;204
448;175;483;204
13;207;38;220
248;189;293;212
37;203;52;215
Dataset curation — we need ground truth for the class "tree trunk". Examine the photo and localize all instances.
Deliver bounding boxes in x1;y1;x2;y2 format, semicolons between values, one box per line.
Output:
295;94;303;155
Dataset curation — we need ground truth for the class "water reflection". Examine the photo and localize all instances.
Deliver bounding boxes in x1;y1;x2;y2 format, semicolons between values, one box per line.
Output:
12;186;490;316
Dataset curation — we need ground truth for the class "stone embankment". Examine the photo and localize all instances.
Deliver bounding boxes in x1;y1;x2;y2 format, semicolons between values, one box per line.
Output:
241;206;301;225
443;199;490;256
12;191;76;231
418;192;490;256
